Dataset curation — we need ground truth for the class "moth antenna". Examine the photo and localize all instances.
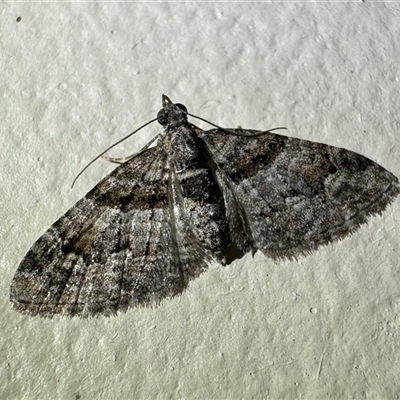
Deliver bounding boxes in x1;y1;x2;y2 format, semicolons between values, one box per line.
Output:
71;117;159;189
188;112;287;137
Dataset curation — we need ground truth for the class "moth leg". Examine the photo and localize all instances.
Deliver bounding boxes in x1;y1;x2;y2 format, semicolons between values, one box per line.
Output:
102;155;135;164
102;134;162;164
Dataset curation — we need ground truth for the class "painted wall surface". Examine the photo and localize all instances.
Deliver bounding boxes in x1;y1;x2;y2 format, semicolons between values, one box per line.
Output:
1;3;400;399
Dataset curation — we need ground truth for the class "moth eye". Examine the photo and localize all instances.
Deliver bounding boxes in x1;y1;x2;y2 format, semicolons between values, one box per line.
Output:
175;103;187;113
157;109;167;126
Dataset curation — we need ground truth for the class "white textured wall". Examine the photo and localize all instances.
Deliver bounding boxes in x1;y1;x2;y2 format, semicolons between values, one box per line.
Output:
1;3;400;399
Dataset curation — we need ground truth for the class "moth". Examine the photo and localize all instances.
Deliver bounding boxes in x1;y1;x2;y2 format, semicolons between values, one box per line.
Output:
11;95;399;317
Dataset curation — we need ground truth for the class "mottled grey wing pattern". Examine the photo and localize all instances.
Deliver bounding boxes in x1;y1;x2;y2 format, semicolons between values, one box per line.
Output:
10;94;400;318
198;128;400;259
10;145;208;317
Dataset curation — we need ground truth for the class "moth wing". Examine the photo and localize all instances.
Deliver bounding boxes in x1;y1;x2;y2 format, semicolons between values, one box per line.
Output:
11;144;208;317
197;128;399;259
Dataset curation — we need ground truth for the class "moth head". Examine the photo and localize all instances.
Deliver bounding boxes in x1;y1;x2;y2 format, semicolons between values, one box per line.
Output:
157;95;188;128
